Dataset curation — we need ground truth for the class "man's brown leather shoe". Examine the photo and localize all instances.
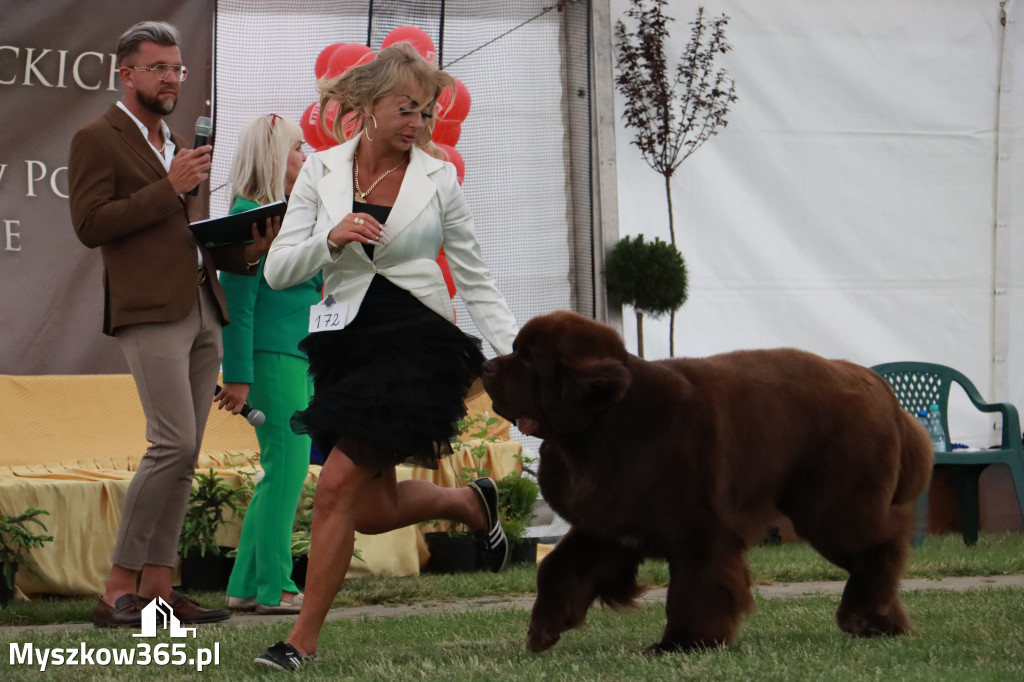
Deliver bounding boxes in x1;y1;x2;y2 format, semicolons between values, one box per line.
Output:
93;593;145;628
168;590;230;624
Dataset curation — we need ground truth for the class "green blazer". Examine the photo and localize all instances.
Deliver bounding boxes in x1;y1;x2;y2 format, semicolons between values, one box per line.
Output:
219;196;323;384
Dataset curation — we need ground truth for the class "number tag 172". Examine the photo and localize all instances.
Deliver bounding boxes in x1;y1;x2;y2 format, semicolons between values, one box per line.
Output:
308;297;349;333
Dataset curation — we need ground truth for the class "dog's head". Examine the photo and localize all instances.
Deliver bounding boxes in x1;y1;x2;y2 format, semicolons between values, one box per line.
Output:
481;311;632;439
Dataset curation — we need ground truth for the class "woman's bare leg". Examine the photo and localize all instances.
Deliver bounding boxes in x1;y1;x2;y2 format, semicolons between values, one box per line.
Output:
284;449;378;656
353;468;486;535
282;453;490;657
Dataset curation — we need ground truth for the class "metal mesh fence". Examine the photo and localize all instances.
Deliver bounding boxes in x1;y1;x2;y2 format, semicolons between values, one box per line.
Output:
212;0;595;348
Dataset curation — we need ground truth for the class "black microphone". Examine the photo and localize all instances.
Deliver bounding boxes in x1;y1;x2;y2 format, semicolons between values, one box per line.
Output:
188;116;213;196
214;385;266;427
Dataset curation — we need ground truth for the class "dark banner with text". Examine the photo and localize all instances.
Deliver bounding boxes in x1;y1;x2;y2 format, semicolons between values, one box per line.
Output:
0;0;214;374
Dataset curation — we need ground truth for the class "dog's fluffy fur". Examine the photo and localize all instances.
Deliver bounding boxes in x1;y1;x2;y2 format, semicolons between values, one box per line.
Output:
481;311;932;653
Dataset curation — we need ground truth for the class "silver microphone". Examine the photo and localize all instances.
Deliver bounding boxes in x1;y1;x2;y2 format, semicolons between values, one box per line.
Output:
214;385;266;427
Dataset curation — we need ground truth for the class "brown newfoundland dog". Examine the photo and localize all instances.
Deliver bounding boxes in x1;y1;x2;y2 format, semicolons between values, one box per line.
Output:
481;311;932;653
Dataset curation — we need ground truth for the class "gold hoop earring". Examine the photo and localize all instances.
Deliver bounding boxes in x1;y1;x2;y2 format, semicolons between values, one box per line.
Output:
364;114;378;142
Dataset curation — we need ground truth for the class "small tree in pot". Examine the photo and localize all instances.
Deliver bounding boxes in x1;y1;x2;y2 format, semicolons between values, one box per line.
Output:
614;0;737;356
495;469;540;565
605;234;688;358
178;468;248;591
0;507;54;605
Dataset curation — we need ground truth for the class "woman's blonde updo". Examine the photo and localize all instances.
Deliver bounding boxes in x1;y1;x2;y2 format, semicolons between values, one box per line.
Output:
317;42;455;156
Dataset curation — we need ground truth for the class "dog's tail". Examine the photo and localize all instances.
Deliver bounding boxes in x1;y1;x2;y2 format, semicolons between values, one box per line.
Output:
892;409;934;505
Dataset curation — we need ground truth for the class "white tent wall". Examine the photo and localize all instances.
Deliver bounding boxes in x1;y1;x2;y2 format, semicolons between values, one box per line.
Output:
211;1;577;358
609;0;1021;447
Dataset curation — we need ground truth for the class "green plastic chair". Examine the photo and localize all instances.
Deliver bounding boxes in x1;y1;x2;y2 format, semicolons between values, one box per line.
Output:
871;362;1024;545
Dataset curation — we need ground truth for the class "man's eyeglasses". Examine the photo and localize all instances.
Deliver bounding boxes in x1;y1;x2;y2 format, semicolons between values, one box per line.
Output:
128;64;188;82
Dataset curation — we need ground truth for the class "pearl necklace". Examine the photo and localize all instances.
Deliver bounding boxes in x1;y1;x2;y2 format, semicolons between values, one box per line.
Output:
353;149;407;202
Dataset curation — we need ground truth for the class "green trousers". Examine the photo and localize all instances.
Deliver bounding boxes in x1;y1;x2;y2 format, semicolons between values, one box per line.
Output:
226;352;312;605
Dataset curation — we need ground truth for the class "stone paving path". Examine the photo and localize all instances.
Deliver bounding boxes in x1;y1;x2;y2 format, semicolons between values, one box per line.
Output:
4;574;1022;637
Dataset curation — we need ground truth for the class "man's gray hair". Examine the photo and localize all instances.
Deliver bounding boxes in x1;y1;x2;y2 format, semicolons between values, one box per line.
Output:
116;21;181;66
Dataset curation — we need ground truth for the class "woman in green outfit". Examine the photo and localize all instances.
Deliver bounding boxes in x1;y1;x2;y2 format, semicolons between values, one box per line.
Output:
215;114;321;615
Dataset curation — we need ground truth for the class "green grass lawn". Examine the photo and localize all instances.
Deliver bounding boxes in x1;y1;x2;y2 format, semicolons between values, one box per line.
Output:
3;588;1022;681
1;533;1022;680
3;532;1023;627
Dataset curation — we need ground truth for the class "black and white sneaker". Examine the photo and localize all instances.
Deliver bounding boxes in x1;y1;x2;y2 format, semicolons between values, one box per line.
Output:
469;477;510;572
254;641;316;671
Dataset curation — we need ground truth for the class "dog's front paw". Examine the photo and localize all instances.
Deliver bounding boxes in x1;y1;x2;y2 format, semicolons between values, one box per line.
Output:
643;640;695;655
837;603;909;637
642;642;669;655
644;634;726;654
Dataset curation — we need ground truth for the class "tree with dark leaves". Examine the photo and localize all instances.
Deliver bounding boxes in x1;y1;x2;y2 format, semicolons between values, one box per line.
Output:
614;1;737;356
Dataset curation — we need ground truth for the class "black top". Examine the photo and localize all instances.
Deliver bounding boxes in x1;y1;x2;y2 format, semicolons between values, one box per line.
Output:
354;199;391;259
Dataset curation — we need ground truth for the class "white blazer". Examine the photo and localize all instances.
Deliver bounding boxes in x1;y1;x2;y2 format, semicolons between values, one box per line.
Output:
264;136;518;355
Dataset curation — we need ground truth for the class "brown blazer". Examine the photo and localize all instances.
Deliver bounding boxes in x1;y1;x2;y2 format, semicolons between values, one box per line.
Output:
68;104;253;336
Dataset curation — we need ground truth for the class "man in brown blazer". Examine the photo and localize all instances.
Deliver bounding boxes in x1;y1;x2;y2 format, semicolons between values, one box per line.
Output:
68;21;277;628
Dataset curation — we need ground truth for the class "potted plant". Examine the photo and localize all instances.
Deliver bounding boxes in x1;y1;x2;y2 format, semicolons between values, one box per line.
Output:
614;0;737;356
423;412;501;573
0;507;55;606
177;468;248;591
604;234;688;358
495;466;540;565
454;411;501;483
421;526;479;573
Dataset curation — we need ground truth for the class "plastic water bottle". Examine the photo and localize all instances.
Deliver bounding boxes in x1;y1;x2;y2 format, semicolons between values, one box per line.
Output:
916;409;930;433
927;403;948;451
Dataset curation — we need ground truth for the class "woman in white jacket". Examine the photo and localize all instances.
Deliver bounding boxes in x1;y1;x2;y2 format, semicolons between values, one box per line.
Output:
256;43;518;671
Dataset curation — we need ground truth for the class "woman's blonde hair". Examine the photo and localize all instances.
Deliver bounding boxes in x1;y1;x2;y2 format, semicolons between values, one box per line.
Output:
229;114;303;205
317;42;455;157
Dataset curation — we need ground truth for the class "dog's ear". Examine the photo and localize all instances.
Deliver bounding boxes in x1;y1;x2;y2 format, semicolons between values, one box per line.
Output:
560;358;631;414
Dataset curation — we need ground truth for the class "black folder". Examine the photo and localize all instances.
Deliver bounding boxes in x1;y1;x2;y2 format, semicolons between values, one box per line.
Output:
189;200;287;247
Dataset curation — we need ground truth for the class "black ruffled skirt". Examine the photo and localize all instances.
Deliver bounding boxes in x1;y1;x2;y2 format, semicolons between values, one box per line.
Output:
292;275;484;470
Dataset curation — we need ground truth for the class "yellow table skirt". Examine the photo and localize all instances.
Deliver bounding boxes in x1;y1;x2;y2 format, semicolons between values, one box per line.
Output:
0;442;521;598
0;373;520;598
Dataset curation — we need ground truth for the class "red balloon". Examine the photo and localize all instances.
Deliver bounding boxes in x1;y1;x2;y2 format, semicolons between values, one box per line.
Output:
436;248;457;299
436;77;471;124
432;118;461;147
350;49;376;72
381;26;437;64
315;43;346;79
325;43;374;80
435;143;464;185
300;102;330;150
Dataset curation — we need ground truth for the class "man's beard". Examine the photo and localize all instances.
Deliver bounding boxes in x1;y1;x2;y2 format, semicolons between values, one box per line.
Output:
138;89;177;116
